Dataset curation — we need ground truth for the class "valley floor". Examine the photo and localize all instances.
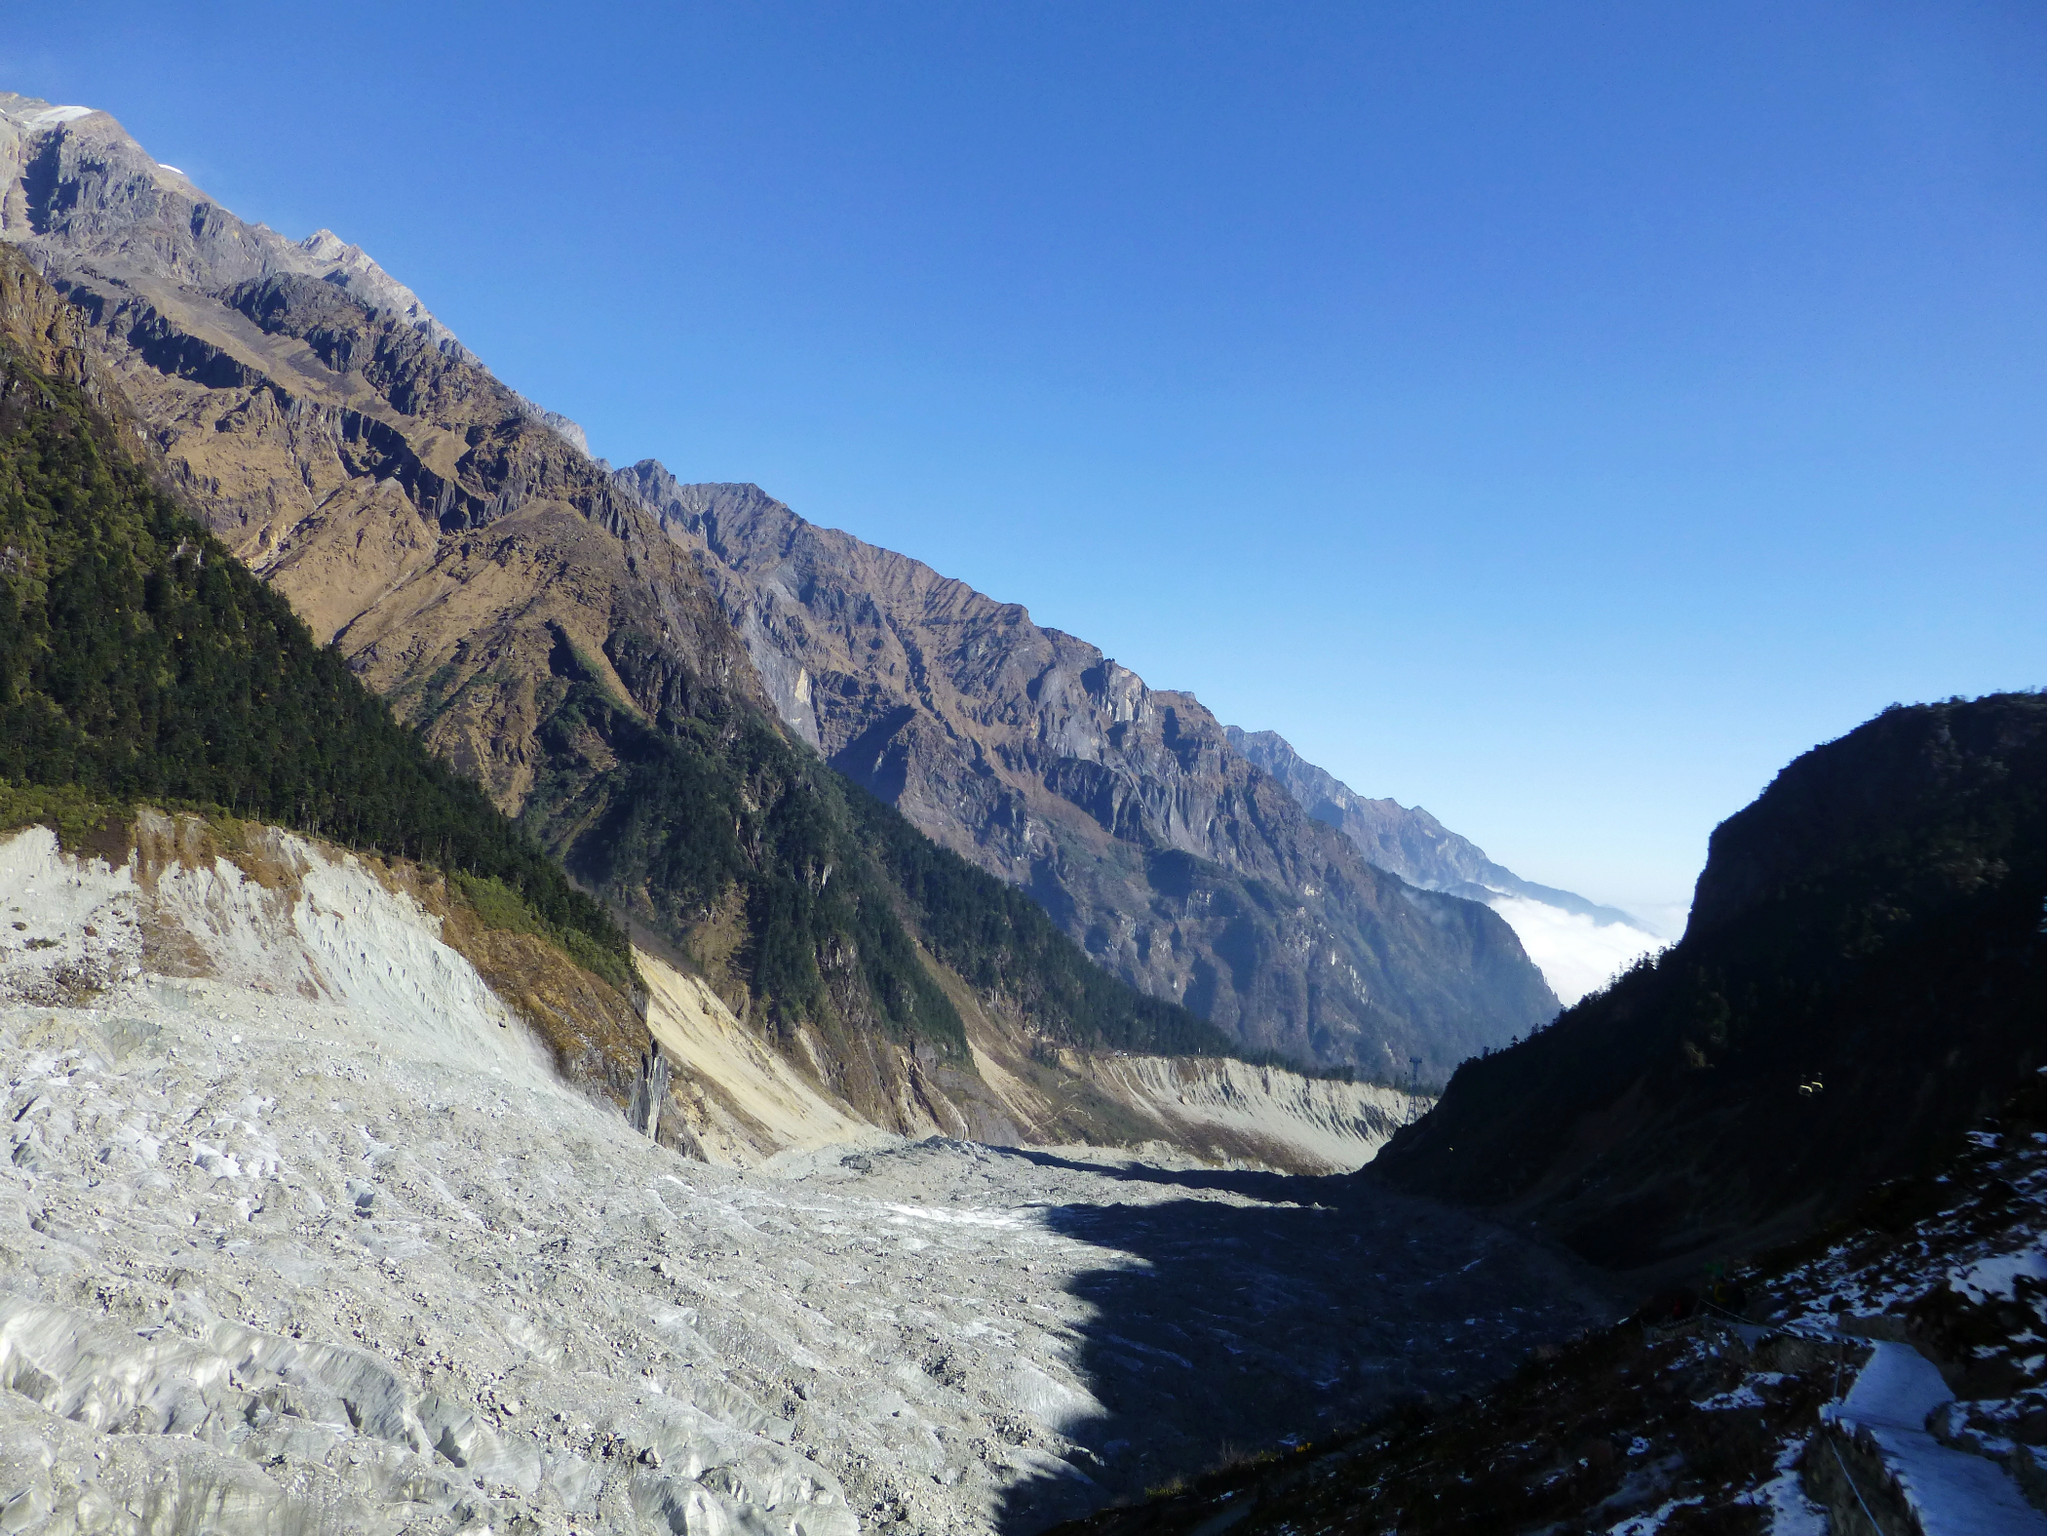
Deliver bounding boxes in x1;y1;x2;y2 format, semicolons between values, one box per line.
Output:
0;835;1616;1536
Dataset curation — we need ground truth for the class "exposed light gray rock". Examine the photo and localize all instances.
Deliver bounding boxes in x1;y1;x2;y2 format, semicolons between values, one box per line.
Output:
0;824;1616;1534
513;393;595;457
0;95;466;357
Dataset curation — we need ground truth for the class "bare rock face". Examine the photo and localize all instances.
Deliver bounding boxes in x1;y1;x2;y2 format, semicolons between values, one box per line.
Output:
615;470;1559;1078
0;94;759;822
0;88;1553;1081
0;97;462;353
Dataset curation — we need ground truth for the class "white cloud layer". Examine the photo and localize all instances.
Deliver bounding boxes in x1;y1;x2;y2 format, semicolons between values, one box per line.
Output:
1486;894;1667;1008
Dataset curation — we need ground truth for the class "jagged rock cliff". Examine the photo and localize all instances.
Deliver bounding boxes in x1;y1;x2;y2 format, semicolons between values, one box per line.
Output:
0;219;1421;1183
614;470;1558;1076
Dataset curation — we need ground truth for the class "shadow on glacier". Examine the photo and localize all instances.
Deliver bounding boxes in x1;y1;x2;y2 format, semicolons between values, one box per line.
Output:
990;1149;1619;1534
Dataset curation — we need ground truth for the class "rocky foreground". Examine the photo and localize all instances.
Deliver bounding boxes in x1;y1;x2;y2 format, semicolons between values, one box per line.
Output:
0;823;1615;1535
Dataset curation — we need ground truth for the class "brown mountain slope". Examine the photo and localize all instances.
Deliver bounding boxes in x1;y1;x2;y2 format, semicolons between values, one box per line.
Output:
615;469;1559;1077
0;89;1551;1091
0;96;756;788
1;92;1448;1171
0;97;1075;1137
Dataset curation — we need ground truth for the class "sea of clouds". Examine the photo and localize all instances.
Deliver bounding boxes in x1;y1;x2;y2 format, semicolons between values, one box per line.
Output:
1486;894;1667;1007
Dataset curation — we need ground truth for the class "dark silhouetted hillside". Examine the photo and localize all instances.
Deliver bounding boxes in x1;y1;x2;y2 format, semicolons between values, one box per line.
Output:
1371;692;2046;1271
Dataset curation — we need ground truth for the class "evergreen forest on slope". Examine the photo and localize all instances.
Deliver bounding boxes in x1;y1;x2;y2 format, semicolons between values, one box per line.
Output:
515;627;1238;1062
0;265;1240;1070
0;325;636;989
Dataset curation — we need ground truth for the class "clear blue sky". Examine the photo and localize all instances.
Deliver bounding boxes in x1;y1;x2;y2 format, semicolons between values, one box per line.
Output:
9;2;2040;927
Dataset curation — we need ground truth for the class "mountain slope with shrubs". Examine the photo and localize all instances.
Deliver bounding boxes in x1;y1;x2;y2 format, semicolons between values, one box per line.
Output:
1050;692;2046;1534
1052;1079;2045;1535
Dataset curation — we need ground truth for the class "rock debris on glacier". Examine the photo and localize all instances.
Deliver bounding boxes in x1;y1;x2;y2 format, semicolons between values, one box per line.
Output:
0;824;1613;1534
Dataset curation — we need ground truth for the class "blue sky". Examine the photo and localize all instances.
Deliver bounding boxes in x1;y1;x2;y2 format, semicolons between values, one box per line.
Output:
8;2;2040;926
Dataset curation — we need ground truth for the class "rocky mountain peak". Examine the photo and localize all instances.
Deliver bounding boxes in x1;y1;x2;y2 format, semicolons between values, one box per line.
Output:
290;226;457;348
0;93;465;355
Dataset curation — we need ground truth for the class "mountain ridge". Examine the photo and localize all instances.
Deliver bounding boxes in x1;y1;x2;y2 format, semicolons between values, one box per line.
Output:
0;91;1501;1158
616;467;1559;1077
1226;725;1668;1003
0;226;1430;1173
1226;725;1641;926
1;87;1557;1086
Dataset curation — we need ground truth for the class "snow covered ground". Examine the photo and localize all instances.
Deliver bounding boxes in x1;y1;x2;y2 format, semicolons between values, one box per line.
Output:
1774;1108;2047;1534
1825;1342;2038;1535
0;824;1618;1534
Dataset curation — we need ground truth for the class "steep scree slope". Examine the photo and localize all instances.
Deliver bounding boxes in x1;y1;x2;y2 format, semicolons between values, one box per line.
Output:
1372;692;2047;1272
614;468;1558;1077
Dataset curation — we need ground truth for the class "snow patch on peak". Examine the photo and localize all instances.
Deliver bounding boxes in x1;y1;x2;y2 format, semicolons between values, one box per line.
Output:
24;104;96;129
